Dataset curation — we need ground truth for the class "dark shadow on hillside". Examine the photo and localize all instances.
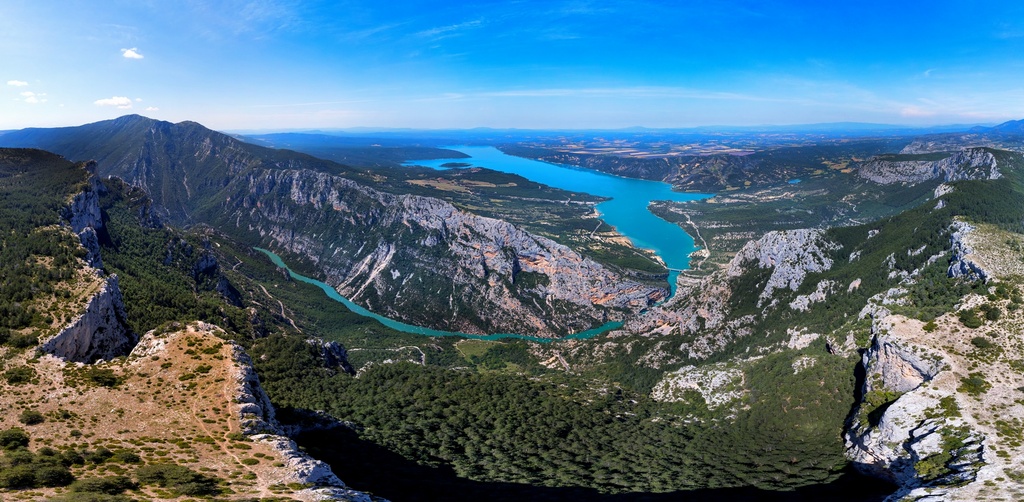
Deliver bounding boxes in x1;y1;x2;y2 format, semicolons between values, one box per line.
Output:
295;427;897;502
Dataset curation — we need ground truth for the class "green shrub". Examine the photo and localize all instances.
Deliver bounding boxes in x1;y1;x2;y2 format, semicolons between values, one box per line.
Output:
84;447;113;464
0;428;30;450
959;373;992;396
85;367;119;387
34;465;74;487
47;493;134;502
970;337;995;350
135;463;220;496
4;366;36;385
111;450;141;464
984;306;1002;321
69;475;136;494
7;334;38;349
0;464;37;488
959;309;984;329
18;409;45;425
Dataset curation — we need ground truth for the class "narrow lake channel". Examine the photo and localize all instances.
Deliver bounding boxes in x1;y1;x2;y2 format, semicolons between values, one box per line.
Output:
261;146;709;340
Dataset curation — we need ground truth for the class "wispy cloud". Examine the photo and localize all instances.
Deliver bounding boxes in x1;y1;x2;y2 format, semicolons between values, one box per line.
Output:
121;47;144;59
7;80;28;87
145;106;159;111
94;96;133;109
19;91;46;104
416;19;483;39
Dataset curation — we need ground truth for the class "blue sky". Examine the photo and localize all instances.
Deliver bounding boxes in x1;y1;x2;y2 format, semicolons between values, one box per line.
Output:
3;0;1024;130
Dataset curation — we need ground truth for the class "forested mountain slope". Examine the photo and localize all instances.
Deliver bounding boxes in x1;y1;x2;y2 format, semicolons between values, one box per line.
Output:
1;116;662;336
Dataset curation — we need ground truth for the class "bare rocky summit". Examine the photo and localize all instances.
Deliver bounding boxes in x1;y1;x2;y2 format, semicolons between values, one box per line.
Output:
858;148;1000;185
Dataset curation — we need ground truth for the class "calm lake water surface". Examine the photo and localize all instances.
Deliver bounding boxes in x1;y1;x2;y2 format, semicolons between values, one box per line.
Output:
406;146;711;290
261;146;709;340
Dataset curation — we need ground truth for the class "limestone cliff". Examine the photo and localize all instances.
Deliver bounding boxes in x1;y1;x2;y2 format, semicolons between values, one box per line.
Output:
38;173;137;363
947;221;989;282
845;318;986;501
233;169;663;336
858;148;1000;185
726;228;840;305
625;228;840;362
845;223;1024;500
61;163;105;268
39;274;136;363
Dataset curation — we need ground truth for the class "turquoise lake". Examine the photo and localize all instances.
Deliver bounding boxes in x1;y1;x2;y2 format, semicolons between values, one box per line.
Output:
259;147;710;342
406;146;711;290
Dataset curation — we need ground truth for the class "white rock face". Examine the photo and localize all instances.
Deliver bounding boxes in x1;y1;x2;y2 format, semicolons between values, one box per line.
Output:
948;221;989;282
727;228;840;305
863;333;944;394
239;169;664;337
39;275;135;363
858;148;1000;186
789;280;837;311
229;341;381;501
61;170;105;268
252;434;377;502
846;330;984;500
651;362;746;410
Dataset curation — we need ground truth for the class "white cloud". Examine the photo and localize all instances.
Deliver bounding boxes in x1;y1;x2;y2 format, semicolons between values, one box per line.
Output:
18;91;46;104
121;47;144;59
7;80;28;87
135;98;143;102
145;106;159;111
417;20;483;39
94;96;133;109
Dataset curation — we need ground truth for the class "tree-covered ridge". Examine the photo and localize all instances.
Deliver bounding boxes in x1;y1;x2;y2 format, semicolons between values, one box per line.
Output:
253;338;873;497
0;149;90;340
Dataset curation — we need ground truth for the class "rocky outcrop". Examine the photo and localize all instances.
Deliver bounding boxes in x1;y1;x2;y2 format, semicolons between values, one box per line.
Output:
229;339;378;501
858;148;1000;186
128;324;379;501
61;164;105;268
862;332;944;393
307;338;356;375
232;342;282;435
252;434;378;502
727;229;840;305
789;279;837;311
651;362;746;411
846;329;984;500
233;169;664;337
39;275;135;363
947;221;989;282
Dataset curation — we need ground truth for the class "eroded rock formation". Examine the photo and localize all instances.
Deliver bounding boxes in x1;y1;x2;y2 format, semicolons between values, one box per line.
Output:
39;275;135;363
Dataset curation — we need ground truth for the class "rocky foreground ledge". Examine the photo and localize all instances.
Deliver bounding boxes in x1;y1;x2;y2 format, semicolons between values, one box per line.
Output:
1;322;380;501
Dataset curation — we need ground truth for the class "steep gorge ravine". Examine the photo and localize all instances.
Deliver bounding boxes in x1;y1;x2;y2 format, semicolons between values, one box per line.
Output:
0;115;665;338
5;118;1024;500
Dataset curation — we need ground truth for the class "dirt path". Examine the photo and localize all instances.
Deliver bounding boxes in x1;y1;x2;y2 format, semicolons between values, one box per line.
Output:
258;284;301;332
